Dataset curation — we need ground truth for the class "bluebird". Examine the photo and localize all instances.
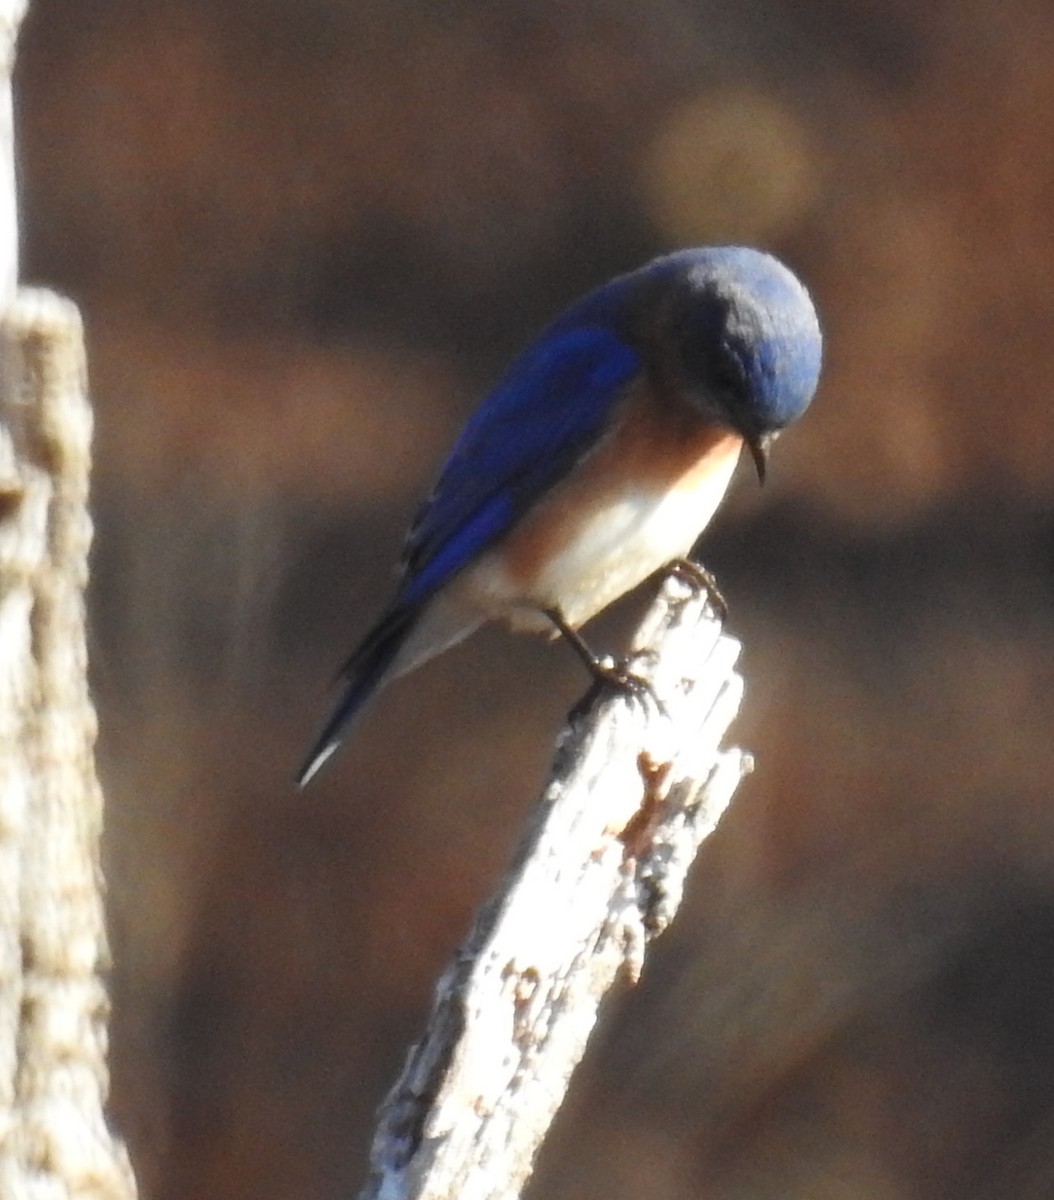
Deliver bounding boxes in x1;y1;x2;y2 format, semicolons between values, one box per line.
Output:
297;246;821;785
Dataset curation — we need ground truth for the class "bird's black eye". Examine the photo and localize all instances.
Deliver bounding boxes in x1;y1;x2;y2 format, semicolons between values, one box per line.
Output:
710;341;748;399
676;307;747;402
668;292;718;368
663;285;759;433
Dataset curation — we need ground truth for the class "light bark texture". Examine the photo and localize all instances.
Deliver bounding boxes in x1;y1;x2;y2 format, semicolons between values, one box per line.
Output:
361;577;751;1200
0;2;138;1196
0;0;25;300
0;291;137;1200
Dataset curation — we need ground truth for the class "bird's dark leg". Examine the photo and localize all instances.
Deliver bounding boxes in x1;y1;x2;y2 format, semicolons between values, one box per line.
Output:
543;607;657;707
665;556;728;622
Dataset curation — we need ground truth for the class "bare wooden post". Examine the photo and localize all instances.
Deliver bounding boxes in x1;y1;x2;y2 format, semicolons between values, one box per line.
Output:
360;578;752;1200
0;3;138;1197
0;0;24;299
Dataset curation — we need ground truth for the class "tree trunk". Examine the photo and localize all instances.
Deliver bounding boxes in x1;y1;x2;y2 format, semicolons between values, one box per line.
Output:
0;3;138;1197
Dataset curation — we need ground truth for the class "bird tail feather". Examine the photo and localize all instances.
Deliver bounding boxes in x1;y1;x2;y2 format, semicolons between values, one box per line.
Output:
296;608;416;788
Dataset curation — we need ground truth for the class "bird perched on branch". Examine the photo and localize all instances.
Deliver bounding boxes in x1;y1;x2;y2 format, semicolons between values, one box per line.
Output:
298;246;822;785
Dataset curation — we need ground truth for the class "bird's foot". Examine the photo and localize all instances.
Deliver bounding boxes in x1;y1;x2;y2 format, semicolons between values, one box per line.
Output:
589;654;661;707
569;659;665;723
545;608;664;716
665;558;728;622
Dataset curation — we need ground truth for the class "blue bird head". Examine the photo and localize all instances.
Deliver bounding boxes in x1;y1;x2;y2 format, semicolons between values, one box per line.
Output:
632;246;822;481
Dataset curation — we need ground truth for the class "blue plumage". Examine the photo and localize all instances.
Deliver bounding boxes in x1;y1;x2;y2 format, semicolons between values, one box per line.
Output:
297;245;822;785
401;325;640;606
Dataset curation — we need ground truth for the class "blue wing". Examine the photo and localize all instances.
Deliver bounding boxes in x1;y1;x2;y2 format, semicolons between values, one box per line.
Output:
296;319;640;786
397;322;641;607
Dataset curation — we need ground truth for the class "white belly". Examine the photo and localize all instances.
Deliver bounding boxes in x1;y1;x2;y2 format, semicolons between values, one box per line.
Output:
462;441;742;632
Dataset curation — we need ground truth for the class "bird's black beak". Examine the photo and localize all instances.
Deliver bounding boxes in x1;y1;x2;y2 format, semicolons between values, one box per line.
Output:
747;432;776;485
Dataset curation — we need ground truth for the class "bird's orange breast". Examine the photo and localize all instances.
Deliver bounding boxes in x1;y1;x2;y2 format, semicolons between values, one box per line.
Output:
456;378;745;630
498;379;742;587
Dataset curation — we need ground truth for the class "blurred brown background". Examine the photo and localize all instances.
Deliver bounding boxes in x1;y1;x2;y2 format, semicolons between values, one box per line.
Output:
16;1;1054;1197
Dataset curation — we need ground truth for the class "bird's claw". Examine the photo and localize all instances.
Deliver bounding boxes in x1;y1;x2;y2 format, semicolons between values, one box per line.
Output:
591;655;666;716
666;558;728;622
546;606;665;717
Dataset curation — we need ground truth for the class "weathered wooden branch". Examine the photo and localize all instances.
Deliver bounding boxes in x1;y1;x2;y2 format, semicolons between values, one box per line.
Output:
0;2;138;1197
360;576;752;1200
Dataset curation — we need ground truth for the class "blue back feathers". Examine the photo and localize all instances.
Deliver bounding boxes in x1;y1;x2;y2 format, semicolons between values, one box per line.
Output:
399;323;641;607
297;245;822;784
397;245;820;610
